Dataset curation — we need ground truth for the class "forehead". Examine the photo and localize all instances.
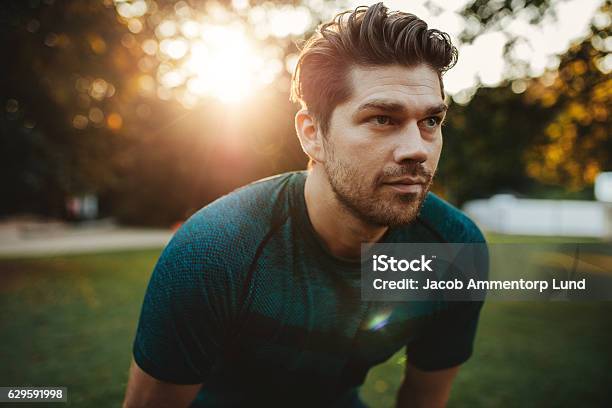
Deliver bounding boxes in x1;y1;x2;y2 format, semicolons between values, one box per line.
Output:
342;64;444;113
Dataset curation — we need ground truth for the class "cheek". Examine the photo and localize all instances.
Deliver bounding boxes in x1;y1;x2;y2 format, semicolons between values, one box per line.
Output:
327;118;389;175
428;137;443;169
353;141;386;173
332;129;379;162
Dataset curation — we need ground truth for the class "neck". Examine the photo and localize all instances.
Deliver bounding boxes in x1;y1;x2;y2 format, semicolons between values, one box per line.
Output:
304;166;388;260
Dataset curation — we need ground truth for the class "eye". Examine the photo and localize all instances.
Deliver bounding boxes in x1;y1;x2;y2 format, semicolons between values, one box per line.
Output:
371;115;393;126
421;116;442;129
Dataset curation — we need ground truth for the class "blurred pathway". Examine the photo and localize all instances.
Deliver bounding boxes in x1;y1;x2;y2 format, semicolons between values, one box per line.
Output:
0;219;174;258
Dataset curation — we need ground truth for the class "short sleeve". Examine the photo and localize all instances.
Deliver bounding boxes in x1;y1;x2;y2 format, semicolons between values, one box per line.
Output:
132;226;234;384
405;300;484;371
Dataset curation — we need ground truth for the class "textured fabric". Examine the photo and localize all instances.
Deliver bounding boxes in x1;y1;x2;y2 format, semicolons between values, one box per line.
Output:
133;171;487;407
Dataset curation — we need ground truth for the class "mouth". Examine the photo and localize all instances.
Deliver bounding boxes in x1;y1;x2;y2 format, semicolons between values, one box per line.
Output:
382;178;427;194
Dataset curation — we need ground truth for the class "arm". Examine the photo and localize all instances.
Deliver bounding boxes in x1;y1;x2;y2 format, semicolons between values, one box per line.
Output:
124;218;236;407
396;363;460;408
123;359;202;408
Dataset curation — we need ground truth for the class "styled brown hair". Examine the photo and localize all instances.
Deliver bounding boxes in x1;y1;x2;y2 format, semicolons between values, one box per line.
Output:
290;2;458;136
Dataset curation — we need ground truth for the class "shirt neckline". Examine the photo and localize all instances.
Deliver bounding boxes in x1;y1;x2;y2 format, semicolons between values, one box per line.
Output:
291;171;396;270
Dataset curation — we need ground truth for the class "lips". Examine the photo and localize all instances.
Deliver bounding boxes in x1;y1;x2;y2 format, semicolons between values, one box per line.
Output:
385;177;426;185
383;178;427;194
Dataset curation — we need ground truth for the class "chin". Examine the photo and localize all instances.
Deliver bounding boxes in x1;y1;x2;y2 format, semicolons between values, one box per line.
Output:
379;193;427;226
383;208;421;227
362;200;423;227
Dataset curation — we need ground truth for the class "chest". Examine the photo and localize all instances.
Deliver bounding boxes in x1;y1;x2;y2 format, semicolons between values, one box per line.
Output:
232;263;425;387
223;223;431;386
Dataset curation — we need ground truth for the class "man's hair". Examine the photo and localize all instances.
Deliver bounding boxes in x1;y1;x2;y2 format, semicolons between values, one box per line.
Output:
290;2;458;136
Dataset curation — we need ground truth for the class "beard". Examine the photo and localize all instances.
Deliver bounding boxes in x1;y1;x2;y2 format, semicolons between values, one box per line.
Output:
322;143;434;227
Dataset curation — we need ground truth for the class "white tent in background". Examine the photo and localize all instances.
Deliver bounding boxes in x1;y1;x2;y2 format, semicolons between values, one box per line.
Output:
463;172;612;239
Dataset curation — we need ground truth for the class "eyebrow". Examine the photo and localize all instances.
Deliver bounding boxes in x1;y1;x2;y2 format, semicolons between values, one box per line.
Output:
355;100;448;116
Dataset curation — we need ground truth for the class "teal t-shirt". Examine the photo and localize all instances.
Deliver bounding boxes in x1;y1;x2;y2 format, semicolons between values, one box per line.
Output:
133;171;487;407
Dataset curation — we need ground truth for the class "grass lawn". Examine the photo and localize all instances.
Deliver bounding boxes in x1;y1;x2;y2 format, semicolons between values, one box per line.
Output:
1;245;611;407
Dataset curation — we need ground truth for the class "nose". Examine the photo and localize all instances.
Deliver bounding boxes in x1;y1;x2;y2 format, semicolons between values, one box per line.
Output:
392;121;428;164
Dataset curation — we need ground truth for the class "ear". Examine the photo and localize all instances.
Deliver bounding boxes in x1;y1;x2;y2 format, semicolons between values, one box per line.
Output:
295;109;326;163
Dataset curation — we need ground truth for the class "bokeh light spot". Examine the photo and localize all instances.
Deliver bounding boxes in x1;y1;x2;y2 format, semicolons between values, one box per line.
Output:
72;114;88;129
88;107;104;124
106;113;123;130
6;99;19;113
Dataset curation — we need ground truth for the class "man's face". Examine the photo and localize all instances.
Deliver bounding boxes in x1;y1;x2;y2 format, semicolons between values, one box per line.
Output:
321;64;446;227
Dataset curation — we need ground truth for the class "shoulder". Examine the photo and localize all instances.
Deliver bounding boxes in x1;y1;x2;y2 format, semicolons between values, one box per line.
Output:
187;171;296;230
417;192;486;244
157;172;299;278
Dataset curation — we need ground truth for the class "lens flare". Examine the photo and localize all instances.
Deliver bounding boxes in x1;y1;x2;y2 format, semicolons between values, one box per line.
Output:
363;309;393;331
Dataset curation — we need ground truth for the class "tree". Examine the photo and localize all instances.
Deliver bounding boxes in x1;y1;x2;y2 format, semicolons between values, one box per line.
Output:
523;1;611;189
0;0;317;224
436;0;610;202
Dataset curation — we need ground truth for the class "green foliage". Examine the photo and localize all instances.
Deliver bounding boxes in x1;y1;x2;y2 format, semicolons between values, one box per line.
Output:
523;2;611;189
459;0;554;43
437;85;555;204
1;0;609;224
0;0;307;225
437;0;610;202
1;1;133;216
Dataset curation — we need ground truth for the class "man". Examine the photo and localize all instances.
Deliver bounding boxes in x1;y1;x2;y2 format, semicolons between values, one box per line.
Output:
124;3;486;407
